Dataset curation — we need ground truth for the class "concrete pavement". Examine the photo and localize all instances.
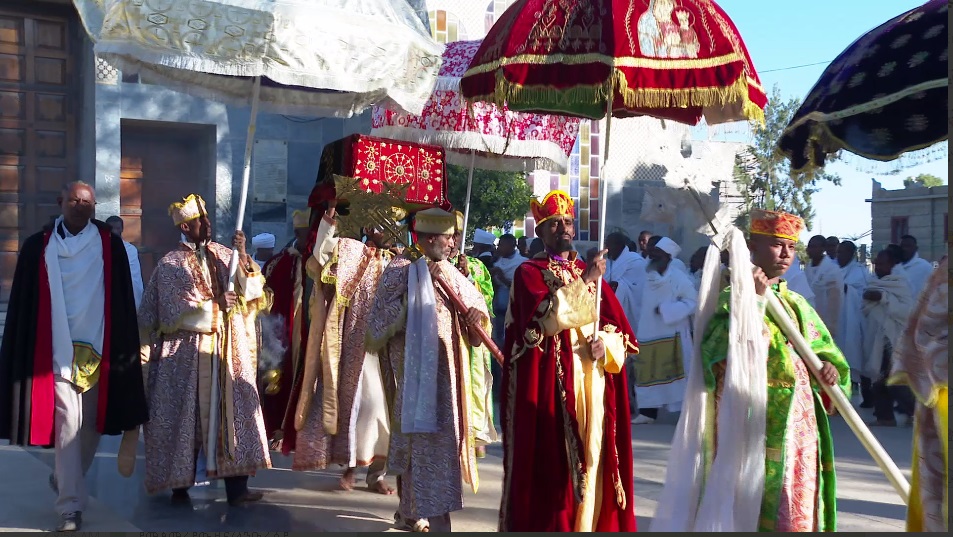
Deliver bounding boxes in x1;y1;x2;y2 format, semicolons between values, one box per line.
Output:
0;400;913;532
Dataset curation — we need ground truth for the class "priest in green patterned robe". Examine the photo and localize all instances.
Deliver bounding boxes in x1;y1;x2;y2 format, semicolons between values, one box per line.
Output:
451;212;497;457
652;209;850;533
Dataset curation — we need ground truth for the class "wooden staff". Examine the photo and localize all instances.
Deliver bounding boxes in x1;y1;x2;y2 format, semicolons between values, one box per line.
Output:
432;270;505;366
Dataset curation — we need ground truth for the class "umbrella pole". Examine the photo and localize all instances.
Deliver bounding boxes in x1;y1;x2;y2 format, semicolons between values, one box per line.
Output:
227;75;263;292
592;92;614;334
684;183;911;504
461;150;476;245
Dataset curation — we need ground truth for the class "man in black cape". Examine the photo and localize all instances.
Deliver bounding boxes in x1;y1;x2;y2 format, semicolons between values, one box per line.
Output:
0;181;147;531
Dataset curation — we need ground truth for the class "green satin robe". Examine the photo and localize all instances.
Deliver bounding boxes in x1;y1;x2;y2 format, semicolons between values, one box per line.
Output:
701;282;851;532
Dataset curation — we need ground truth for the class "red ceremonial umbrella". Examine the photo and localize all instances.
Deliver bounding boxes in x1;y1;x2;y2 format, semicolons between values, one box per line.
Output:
460;0;767;325
460;0;767;125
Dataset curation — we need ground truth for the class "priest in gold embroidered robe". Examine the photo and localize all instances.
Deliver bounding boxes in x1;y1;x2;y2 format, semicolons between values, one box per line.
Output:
291;198;395;495
366;208;490;532
500;190;638;532
138;194;272;505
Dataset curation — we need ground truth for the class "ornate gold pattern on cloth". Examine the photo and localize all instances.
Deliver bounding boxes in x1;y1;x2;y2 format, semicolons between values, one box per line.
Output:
82;0;443;116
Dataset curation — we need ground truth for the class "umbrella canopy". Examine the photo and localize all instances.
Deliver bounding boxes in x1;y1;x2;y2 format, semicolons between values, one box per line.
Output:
778;0;948;173
76;0;443;117
372;39;580;173
460;0;766;124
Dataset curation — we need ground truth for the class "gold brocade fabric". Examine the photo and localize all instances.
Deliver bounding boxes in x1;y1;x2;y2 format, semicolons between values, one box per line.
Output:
70;343;102;393
78;0;443;116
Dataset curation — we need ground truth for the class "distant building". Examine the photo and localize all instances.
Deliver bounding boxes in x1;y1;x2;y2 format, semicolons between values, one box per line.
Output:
867;179;948;262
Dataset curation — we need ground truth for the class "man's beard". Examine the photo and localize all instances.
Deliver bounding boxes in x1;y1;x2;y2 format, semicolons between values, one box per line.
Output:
554;237;573;252
646;259;665;274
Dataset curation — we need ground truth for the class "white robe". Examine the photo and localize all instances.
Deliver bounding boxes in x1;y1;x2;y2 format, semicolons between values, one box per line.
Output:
123;240;144;310
604;247;646;334
837;261;869;381
46;218;106;387
782;261;815;306
491;252;526;313
805;256;843;339
634;266;697;410
902;253;934;299
861;266;914;379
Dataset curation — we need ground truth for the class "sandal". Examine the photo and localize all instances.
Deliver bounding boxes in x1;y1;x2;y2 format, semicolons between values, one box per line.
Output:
394;512;430;532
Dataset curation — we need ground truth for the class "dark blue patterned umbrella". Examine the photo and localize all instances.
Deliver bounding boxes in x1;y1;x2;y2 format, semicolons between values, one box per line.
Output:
778;0;948;173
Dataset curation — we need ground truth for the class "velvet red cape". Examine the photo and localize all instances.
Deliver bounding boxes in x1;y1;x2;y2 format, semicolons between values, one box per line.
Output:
500;256;638;532
262;248;308;454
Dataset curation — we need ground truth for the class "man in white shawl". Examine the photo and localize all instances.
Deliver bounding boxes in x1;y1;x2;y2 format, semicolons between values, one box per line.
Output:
632;237;697;424
863;247;915;427
899;235;934;298
782;257;815;305
251;232;276;267
604;231;646;413
805;235;843;339
489;234;526;345
835;241;870;400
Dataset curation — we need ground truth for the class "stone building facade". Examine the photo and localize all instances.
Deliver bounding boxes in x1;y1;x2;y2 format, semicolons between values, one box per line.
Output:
868;179;948;262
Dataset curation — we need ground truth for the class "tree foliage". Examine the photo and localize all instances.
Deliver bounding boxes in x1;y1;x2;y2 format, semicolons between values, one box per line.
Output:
735;85;841;230
445;163;534;240
903;173;945;188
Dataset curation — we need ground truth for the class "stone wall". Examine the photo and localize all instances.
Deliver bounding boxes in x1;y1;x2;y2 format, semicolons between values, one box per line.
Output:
869;180;948;262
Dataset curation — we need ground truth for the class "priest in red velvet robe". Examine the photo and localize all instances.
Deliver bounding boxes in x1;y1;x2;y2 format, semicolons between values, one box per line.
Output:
500;190;638;532
260;209;313;452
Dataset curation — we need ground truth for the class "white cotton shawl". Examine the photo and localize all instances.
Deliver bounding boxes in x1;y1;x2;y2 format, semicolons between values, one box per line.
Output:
651;227;769;532
401;257;440;433
861;265;914;379
45;216;106;383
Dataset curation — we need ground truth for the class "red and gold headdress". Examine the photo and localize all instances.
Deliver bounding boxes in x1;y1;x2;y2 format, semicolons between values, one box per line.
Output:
531;190;575;226
749;208;804;242
168;194;207;226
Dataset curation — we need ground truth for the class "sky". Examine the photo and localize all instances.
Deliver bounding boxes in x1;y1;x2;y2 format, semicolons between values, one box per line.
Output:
707;0;947;245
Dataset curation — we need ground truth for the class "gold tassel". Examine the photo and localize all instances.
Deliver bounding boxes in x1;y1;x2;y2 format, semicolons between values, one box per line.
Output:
615;475;626;510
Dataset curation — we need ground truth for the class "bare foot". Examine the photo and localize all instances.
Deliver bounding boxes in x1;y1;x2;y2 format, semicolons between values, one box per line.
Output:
369;480;395;495
339;469;356;491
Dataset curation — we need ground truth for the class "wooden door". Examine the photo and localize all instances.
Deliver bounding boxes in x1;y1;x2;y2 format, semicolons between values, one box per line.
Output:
120;124;212;284
0;8;75;302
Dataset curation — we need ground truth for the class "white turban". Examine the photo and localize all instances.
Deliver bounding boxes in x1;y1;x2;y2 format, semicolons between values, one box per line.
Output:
655;236;681;258
473;229;497;246
252;233;276;249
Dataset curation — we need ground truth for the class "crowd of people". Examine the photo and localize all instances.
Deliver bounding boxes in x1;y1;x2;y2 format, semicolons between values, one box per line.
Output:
0;181;946;533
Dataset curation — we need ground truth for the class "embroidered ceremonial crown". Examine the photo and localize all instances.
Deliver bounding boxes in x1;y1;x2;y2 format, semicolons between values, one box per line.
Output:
454;210;465;234
531;190;575;226
749;208;804;242
414;208;456;235
168;194;207;226
292;209;311;229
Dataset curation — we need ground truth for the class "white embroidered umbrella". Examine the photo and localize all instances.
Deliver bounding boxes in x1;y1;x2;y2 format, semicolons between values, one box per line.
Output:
73;0;443;273
371;39;580;240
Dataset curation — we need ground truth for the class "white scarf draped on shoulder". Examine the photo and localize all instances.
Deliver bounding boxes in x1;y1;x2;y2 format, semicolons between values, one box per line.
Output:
402;257;440;433
651;228;769;531
862;265;914;379
45;216;106;391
